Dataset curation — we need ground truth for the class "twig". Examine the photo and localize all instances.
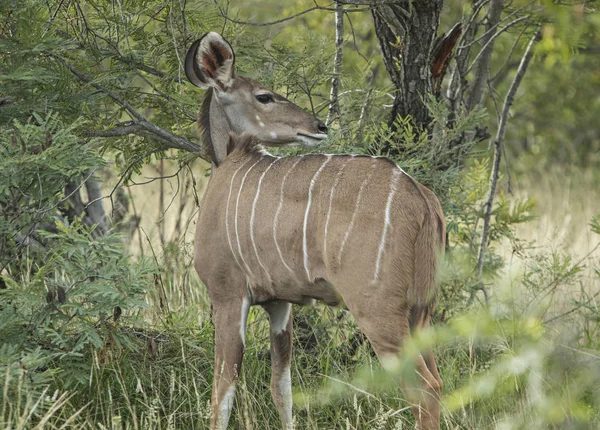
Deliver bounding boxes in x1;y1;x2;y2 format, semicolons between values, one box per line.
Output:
327;1;345;126
65;275;120;294
465;0;504;110
473;27;541;304
48;54;202;154
213;0;372;27
0;96;14;106
356;89;372;143
126;185;145;256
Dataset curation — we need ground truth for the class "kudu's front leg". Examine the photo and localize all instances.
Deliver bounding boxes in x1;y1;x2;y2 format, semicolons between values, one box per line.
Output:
262;301;294;429
210;298;250;430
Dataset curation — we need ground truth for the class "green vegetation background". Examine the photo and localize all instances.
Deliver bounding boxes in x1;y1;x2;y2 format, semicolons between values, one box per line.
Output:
1;0;599;428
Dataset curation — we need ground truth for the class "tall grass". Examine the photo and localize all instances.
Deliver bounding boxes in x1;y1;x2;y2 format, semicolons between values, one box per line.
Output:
2;162;599;429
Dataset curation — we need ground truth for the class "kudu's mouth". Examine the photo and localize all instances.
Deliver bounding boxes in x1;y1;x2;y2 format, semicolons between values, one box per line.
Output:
296;132;328;146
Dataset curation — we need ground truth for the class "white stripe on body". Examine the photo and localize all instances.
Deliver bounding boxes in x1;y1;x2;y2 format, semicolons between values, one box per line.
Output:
337;158;377;264
323;155;354;262
302;156;332;281
374;168;401;280
226;158;254;270
234;157;264;279
273;158;304;277
250;157;282;285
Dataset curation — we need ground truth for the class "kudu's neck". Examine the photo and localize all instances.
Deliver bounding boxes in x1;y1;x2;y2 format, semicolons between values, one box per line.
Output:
200;88;231;167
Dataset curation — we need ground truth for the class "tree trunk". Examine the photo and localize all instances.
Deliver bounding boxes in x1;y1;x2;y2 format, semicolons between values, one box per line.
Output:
372;0;443;133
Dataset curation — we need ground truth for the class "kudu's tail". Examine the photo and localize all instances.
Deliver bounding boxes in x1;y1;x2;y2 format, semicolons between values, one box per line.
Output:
410;192;446;310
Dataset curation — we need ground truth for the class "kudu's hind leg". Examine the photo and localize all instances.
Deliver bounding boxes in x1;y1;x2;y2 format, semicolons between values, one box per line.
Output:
262;301;294;429
210;298;250;430
346;300;441;430
411;305;443;399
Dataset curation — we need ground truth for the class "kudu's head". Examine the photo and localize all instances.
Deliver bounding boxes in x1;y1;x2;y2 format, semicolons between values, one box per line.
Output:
185;32;328;165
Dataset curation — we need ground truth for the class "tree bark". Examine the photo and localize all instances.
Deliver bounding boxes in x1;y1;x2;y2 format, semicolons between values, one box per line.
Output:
327;1;344;126
372;0;443;132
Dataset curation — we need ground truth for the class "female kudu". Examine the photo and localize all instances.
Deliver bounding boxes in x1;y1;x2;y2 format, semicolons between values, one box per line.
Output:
185;32;445;430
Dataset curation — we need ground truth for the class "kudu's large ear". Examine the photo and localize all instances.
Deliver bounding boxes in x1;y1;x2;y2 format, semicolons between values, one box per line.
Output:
185;32;235;91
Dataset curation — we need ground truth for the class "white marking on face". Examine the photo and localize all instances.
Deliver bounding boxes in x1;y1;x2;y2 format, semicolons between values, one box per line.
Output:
235;157;263;279
274;158;304;277
217;384;236;430
278;366;293;426
240;297;250;348
303;155;332;281
324;155;354;262
269;302;291;335
250;158;282;284
337;159;377;264
226;159;254;270
374;168;401;280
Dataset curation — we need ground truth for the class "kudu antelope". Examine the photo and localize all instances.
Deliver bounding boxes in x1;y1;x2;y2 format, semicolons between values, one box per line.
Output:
185;32;445;430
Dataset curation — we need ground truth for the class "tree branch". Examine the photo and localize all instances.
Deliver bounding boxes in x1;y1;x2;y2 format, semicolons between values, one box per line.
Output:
0;96;14;107
466;0;504;111
213;0;373;27
473;27;541;303
48;54;202;154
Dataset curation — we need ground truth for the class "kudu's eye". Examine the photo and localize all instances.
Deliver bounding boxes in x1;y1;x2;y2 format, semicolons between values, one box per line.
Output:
255;93;274;104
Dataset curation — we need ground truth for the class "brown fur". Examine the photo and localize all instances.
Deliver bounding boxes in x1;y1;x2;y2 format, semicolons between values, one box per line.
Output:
186;32;445;430
195;134;445;429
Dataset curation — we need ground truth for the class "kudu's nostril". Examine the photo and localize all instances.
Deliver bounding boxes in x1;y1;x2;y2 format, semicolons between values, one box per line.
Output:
317;121;328;134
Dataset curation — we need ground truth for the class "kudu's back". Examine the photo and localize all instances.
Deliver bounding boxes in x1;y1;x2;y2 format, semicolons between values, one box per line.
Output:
194;135;445;311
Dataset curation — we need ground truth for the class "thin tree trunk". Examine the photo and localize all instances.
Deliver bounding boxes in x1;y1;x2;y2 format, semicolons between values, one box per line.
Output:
466;0;504;111
85;178;107;235
327;1;344;126
473;28;541;303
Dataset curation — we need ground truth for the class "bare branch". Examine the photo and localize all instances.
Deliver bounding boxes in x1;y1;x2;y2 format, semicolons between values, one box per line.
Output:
464;14;531;76
0;96;14;106
49;54;202;154
212;0;373;27
465;0;504;111
85;178;107;235
474;27;541;302
327;1;345;126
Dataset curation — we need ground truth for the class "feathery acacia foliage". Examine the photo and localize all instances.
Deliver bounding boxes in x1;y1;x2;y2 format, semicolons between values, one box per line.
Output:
1;0;600;428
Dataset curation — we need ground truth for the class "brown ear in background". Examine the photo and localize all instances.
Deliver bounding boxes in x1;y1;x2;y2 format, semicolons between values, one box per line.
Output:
431;23;462;96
